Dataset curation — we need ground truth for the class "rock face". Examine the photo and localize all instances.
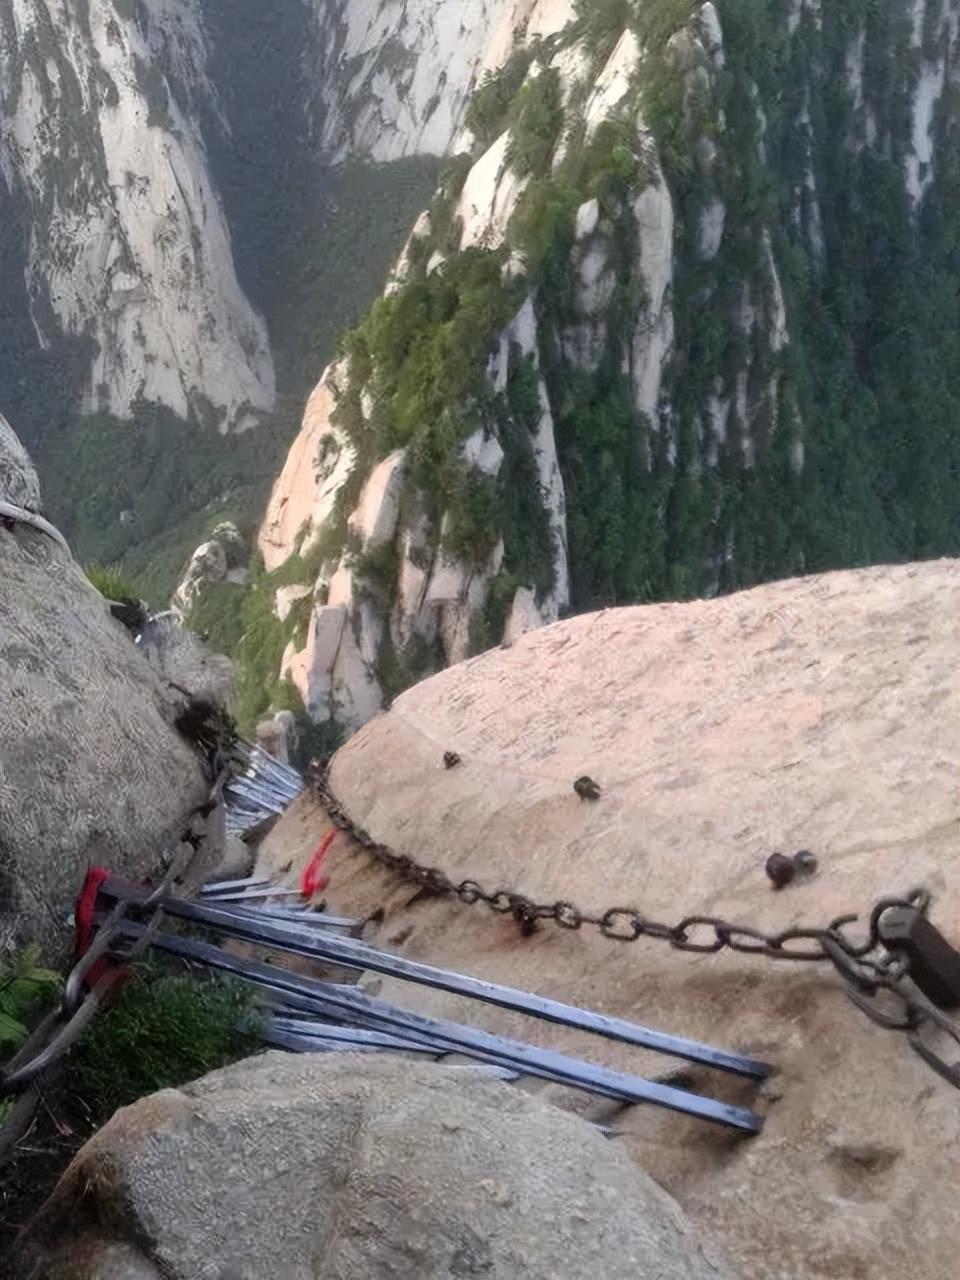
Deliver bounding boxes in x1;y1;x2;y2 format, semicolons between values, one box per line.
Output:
258;559;960;1280
310;0;577;162
256;0;959;735
0;420;209;953
0;410;41;511
0;0;275;427
171;521;248;620
15;1052;737;1280
137;614;234;711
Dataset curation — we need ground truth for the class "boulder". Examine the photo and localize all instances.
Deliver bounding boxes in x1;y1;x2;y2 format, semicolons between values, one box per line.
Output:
347;449;406;549
137;615;234;711
257;559;960;1280
14;1053;737;1280
503;585;545;645
0;422;209;955
274;583;312;623
462;428;505;477
171;523;247;620
170;539;227;618
209;521;247;569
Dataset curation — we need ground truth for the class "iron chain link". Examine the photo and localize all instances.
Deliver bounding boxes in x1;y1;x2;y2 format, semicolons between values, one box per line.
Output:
316;771;960;1088
315;772;930;962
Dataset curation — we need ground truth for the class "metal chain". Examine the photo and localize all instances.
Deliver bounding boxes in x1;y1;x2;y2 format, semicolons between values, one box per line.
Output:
316;771;960;1089
0;757;231;1159
315;772;928;960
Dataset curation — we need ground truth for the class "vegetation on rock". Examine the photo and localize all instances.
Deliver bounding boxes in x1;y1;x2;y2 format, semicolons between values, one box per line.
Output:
67;965;262;1128
0;945;60;1057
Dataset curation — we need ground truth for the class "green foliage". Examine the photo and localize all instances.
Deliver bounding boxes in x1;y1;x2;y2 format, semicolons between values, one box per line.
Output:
231;561;288;732
507;350;541;432
441;467;501;566
283;592;314;652
68;965;261;1127
573;0;640;61
337;249;523;575
508;178;580;285
497;389;556;595
375;631;439;703
506;69;564;178
363;248;519;450
564;118;650;210
33;401;297;608
428;153;473;255
468;568;521;656
185;580;248;655
285;711;344;771
0;945;60;1054
465;46;535;149
351;540;400;607
83;562;141;603
631;0;695;52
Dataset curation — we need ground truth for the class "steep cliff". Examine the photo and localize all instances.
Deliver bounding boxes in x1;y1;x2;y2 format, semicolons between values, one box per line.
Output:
0;0;274;428
0;0;440;592
250;0;960;732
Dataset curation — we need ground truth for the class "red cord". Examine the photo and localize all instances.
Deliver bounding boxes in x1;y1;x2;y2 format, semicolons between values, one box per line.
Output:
300;830;336;898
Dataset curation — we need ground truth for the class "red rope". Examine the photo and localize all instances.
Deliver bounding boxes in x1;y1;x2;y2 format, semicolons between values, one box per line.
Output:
301;830;336;898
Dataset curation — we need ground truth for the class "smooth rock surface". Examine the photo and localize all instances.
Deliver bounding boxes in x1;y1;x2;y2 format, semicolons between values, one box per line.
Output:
258;363;356;573
0;426;208;954
259;559;960;1280
0;411;41;511
137;615;234;710
15;1053;737;1280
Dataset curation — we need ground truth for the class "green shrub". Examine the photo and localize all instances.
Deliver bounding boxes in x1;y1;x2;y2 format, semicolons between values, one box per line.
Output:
506;69;564;177
68;965;262;1128
572;0;639;62
441;468;501;566
507;350;542;432
350;540;400;608
84;562;141;602
508;178;580;282
375;631;439;703
468;569;521;655
232;564;287;732
0;945;60;1055
465;46;535;149
283;592;314;652
185;580;247;655
429;153;473;253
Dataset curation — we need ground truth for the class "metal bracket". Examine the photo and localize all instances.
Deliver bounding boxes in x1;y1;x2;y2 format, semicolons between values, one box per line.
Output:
877;907;960;1010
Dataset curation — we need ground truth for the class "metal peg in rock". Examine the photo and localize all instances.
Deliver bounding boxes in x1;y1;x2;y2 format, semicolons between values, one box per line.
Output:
574;775;601;800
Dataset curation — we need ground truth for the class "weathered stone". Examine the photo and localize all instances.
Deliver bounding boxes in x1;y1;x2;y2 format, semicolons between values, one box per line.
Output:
0;411;41;511
261;559;960;1280
258;362;356;573
503;586;545;645
209;522;247;569
274;583;311;623
0;426;208;956
171;524;248;620
15;1054;737;1280
574;196;599;240
255;717;289;764
170;539;227;619
137;615;234;711
347;449;406;548
462;428;505;477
